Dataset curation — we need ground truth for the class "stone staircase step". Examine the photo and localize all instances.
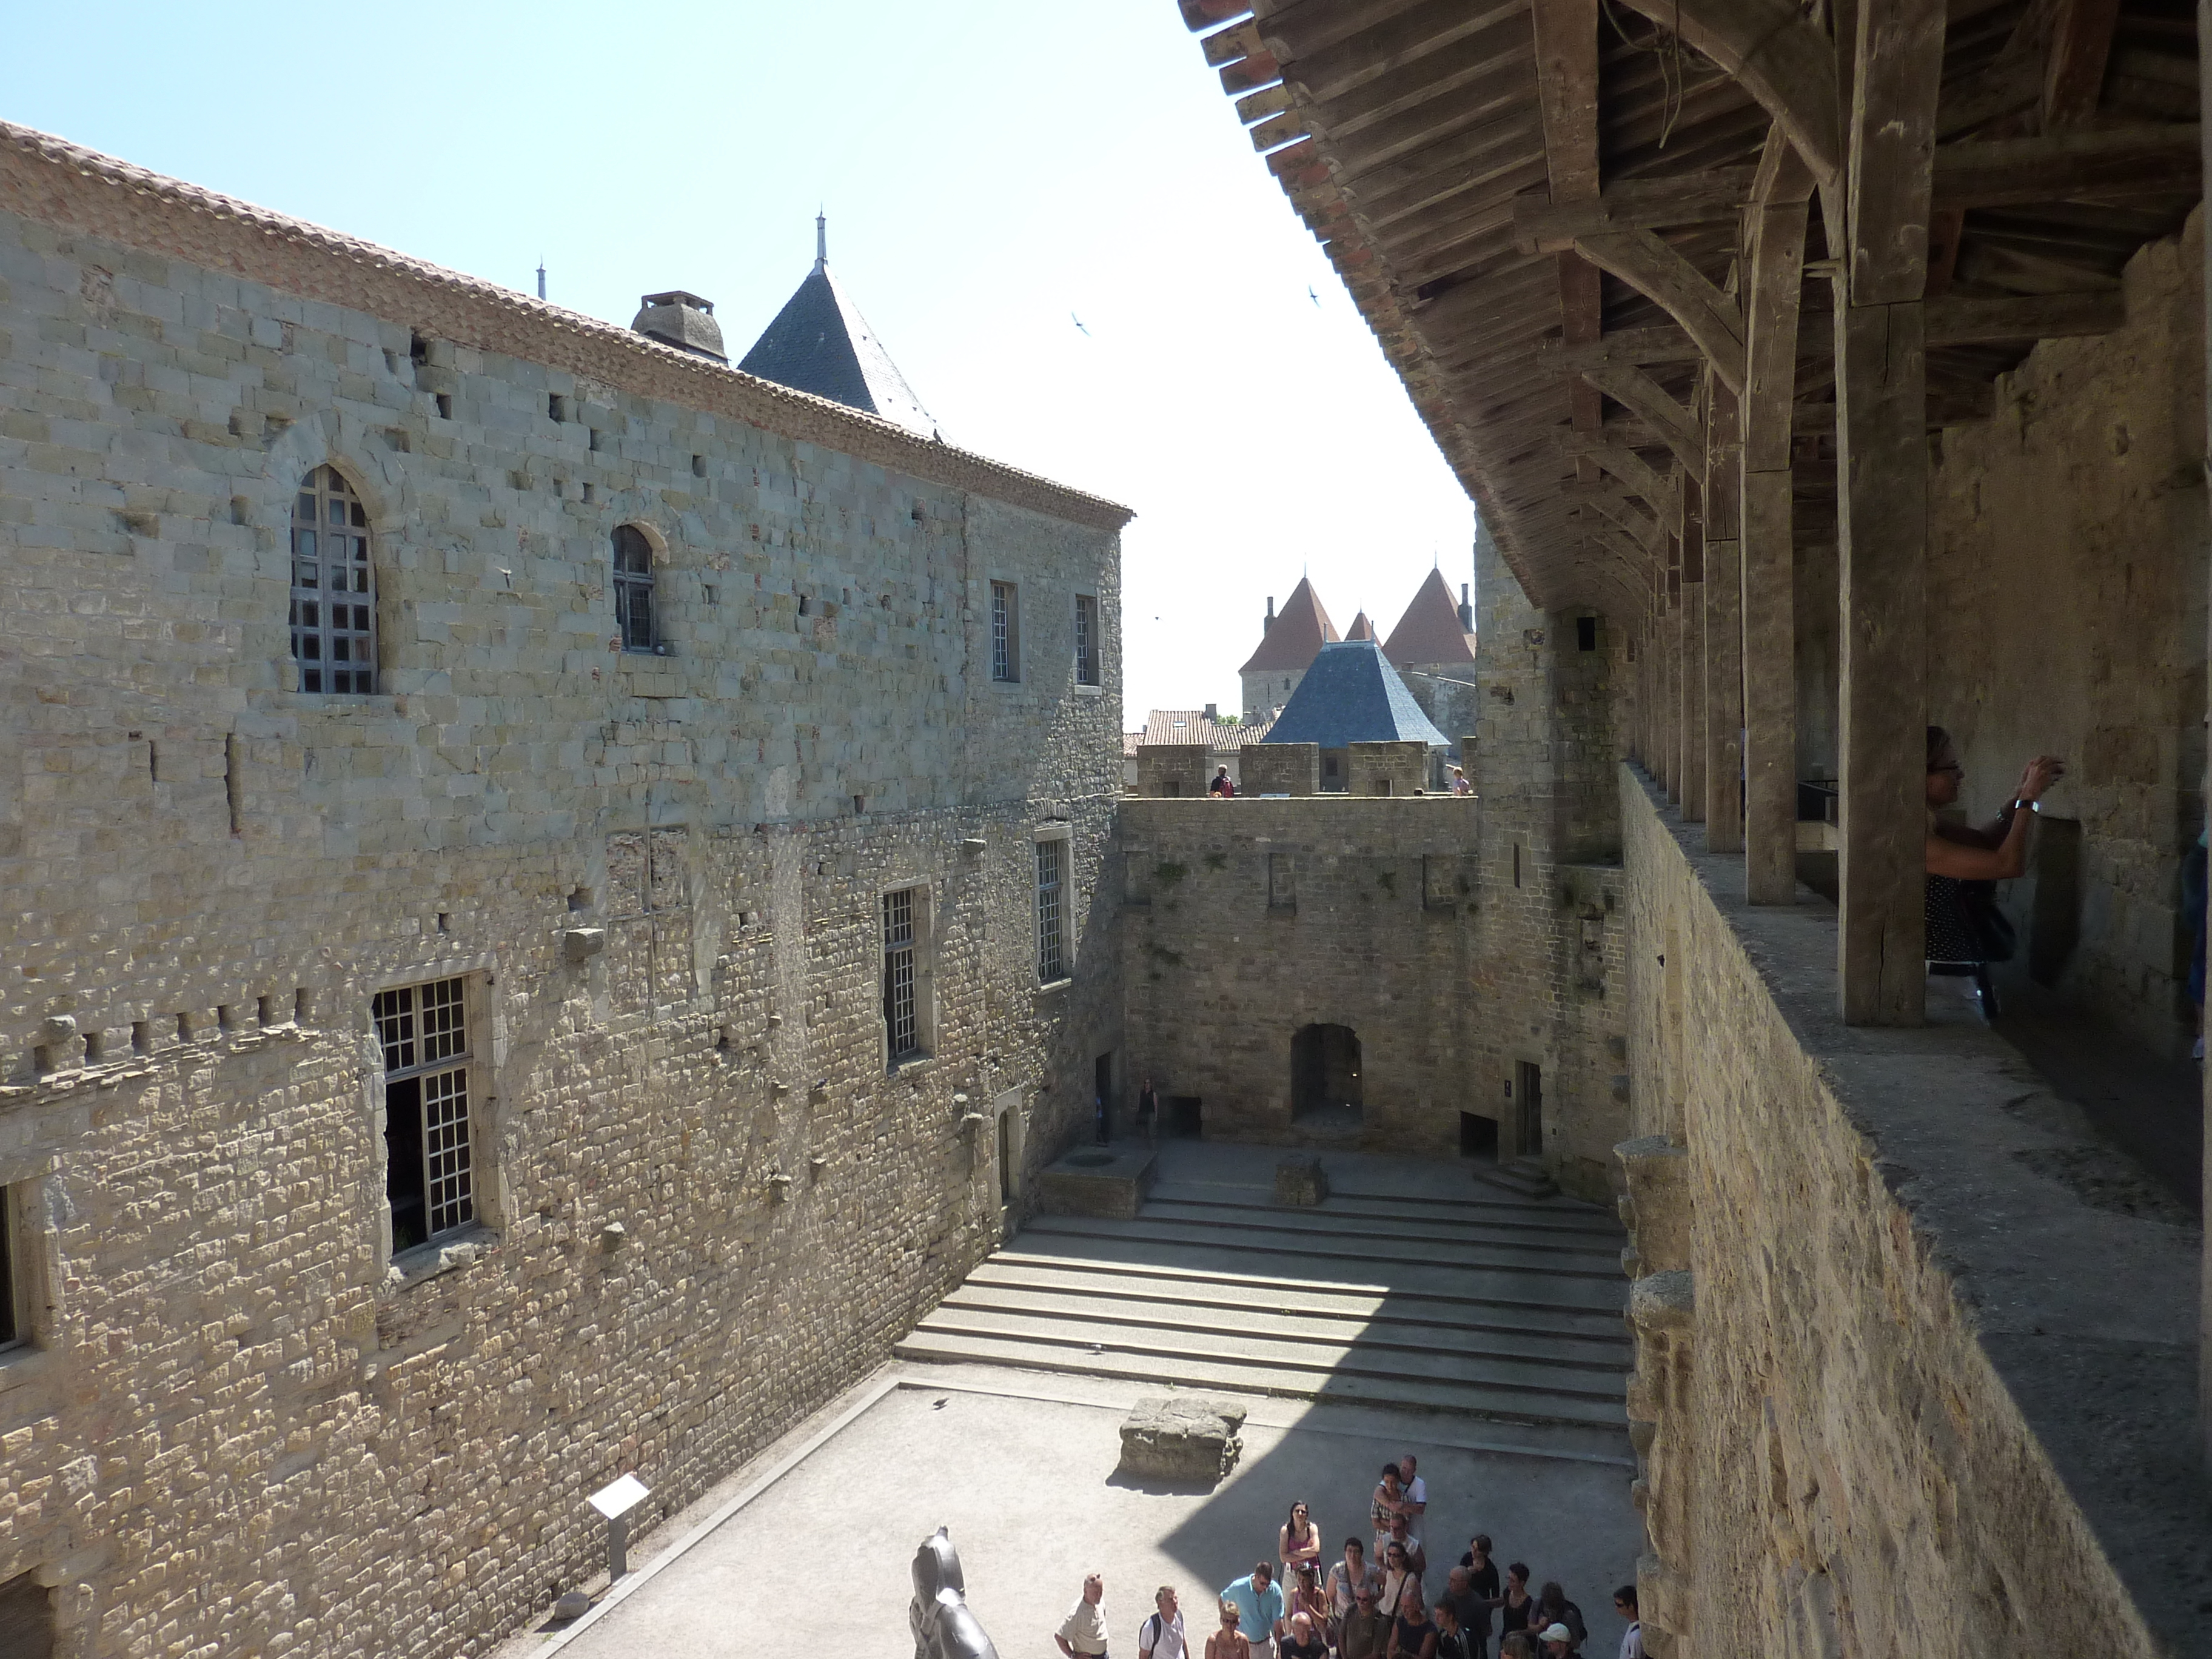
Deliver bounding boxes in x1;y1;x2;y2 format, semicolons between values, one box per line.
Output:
972;1256;1632;1344
889;1329;1628;1430
1017;1213;1623;1283
938;1281;1632;1373
1470;1158;1560;1199
1001;1228;1632;1312
1144;1179;1615;1235
909;1305;1629;1404
1138;1195;1623;1252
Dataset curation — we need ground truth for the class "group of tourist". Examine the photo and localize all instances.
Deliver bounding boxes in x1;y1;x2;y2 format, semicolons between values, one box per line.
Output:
1054;1455;1641;1659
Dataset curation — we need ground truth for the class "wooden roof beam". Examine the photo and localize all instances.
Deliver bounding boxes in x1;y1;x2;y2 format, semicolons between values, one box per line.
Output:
2043;0;2122;127
1607;0;1842;189
1931;124;2202;209
1582;364;1707;474
1514;168;1760;250
1573;229;1748;392
1530;0;1606;450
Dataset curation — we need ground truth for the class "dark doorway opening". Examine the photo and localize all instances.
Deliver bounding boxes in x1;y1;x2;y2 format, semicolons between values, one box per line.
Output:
1460;1110;1498;1158
1515;1061;1544;1158
0;1569;55;1659
996;1110;1013;1205
1292;1024;1363;1121
1094;1052;1114;1142
1168;1095;1204;1138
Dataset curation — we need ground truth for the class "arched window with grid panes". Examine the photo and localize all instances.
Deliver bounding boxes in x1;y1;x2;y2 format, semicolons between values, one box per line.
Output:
614;524;657;651
289;466;377;694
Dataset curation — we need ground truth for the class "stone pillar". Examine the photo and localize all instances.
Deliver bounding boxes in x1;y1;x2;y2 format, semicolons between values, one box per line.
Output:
1135;744;1210;799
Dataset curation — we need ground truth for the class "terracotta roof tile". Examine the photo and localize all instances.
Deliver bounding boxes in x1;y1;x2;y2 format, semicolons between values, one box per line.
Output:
1136;709;1272;748
1238;576;1340;673
1383;568;1476;668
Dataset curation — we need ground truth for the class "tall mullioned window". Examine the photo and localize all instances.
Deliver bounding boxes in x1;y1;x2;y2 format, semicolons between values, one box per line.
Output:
374;976;475;1251
614;525;657;651
1036;839;1068;983
1074;594;1098;686
883;888;920;1062
290;465;376;694
991;581;1018;682
0;1185;22;1352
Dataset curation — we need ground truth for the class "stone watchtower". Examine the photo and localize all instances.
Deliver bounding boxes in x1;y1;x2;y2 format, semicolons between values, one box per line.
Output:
1238;575;1339;723
1381;565;1480;743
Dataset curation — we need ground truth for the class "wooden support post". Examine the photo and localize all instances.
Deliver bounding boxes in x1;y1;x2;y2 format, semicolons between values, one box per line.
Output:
1741;147;1809;903
1835;0;1943;1024
1704;382;1744;851
2197;0;2212;1481
1678;477;1708;822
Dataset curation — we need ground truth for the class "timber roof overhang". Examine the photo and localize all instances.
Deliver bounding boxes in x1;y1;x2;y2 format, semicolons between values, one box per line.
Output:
1176;0;2201;615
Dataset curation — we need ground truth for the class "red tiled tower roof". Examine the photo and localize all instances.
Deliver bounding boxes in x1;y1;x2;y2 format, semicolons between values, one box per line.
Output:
1239;576;1340;674
1346;610;1375;640
1383;568;1476;668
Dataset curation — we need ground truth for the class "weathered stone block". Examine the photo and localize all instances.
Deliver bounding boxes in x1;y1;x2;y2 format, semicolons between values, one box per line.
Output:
1037;1145;1157;1219
1273;1155;1328;1205
1117;1394;1247;1484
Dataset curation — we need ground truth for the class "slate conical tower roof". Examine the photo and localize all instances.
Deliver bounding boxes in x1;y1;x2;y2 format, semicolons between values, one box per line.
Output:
1383;567;1478;668
738;215;934;435
1261;640;1451;749
1239;576;1341;674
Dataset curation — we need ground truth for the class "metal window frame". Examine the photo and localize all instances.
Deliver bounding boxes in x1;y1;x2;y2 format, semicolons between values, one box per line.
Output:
373;975;477;1244
990;581;1018;682
882;886;923;1064
1034;837;1068;984
0;1186;21;1353
289;465;377;694
614;525;657;652
1074;593;1098;686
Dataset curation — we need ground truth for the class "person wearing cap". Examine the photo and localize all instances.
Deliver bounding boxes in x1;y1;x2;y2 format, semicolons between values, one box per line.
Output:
1338;1578;1392;1659
1537;1624;1575;1658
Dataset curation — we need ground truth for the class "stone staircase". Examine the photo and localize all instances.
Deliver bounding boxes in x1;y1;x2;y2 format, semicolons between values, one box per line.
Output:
896;1165;1631;1431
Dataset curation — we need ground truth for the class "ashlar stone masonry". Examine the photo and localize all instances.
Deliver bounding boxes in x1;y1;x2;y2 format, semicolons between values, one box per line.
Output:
0;123;1126;1658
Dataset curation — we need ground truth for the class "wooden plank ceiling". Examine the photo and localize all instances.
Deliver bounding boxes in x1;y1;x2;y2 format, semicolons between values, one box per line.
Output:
1182;0;2202;615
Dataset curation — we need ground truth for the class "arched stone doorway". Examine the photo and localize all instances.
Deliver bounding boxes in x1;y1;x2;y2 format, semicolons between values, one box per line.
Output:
1291;1024;1362;1121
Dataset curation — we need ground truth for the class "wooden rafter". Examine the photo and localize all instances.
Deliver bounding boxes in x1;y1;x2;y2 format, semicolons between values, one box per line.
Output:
1573;230;1748;391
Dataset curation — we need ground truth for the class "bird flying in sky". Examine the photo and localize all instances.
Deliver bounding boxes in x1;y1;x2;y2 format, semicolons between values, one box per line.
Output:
1308;286;1319;306
1071;313;1090;335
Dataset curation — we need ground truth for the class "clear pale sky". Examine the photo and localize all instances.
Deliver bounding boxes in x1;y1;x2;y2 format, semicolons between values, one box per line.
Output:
4;1;1475;722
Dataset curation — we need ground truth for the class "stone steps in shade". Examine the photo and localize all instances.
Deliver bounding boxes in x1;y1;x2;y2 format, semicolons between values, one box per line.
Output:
1014;1213;1626;1285
1138;1195;1623;1253
889;1326;1628;1430
936;1281;1632;1374
968;1255;1632;1347
1144;1179;1616;1238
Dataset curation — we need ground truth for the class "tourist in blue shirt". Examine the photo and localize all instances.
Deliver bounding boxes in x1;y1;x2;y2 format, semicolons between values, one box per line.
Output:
1221;1562;1284;1659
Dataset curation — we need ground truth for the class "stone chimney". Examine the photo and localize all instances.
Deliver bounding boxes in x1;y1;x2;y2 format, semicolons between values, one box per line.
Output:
1458;583;1474;632
1204;702;1218;722
632;291;728;363
1264;595;1275;634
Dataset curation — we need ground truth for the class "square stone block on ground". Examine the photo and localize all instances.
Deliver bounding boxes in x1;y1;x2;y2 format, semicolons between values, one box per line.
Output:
1118;1395;1248;1484
526;1378;1642;1659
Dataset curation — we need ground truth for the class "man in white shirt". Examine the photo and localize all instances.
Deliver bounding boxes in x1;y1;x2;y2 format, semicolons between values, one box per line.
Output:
1397;1455;1427;1533
1140;1584;1188;1659
1613;1585;1644;1659
1056;1572;1110;1658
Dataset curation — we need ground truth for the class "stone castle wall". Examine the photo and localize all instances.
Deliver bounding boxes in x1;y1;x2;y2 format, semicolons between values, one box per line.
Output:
1466;529;1630;1197
0;155;1123;1659
1618;769;2202;1659
1118;797;1482;1151
1923;215;2209;1056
